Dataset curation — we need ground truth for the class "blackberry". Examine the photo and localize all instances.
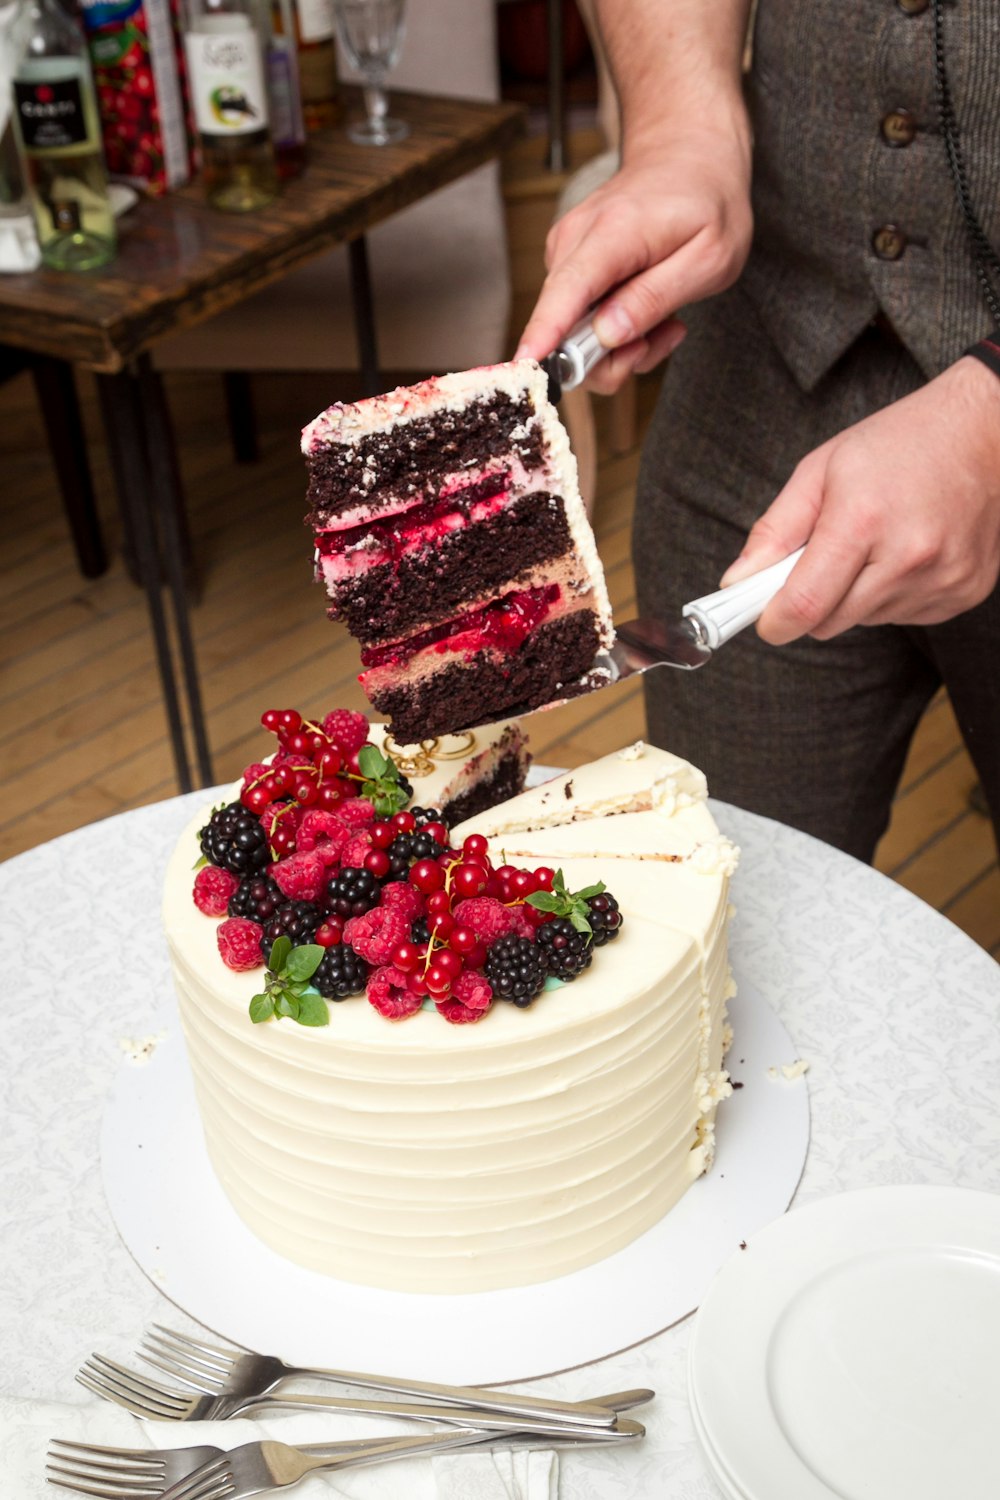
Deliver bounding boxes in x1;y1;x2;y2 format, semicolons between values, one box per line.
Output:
324;866;382;919
410;916;430;944
228;874;283;924
396;773;414;803
312;945;370;1000
261;900;320;958
410;805;445;828
199;802;270;876
384;828;440;877
483;934;548;1008
586;891;623;945
536;918;594;981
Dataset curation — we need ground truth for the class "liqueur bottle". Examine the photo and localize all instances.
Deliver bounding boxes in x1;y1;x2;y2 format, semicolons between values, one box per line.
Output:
9;0;117;270
266;0;306;176
183;0;278;211
291;0;342;131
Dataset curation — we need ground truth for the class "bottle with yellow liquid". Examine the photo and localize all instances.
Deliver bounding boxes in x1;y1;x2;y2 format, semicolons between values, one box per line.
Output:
184;0;278;211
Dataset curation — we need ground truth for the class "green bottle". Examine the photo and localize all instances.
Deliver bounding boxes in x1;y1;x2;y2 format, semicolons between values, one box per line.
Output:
10;0;116;271
184;0;278;212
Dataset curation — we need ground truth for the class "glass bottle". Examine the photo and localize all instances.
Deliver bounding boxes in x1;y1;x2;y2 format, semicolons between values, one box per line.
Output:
8;0;116;271
266;0;306;177
292;0;342;131
183;0;278;212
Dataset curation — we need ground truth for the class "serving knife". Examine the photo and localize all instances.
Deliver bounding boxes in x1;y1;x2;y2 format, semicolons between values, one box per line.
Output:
541;316;606;402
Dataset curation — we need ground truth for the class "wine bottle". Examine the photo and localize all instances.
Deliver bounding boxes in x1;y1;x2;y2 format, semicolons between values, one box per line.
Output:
266;0;306;177
292;0;342;131
9;0;117;271
183;0;278;211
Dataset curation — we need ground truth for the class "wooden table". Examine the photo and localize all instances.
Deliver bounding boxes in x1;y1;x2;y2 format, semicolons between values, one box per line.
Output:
0;90;524;791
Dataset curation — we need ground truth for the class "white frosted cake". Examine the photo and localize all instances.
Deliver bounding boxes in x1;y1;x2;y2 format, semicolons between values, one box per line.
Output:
164;740;737;1294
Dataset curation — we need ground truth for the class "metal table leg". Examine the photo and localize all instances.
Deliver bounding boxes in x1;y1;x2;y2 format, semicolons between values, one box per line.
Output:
95;369;194;793
348;235;381;397
546;0;567;173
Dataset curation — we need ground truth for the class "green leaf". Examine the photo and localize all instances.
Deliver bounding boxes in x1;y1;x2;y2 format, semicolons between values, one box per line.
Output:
274;990;300;1020
192;853;210;871
249;993;274;1023
569;910;594;936
286;944;324;982
268;935;292;975
526;891;563;913
357;744;390;780
296;993;330;1027
576;881;606;901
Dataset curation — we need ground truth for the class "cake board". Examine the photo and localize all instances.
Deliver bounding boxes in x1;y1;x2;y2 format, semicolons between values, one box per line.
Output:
100;967;809;1385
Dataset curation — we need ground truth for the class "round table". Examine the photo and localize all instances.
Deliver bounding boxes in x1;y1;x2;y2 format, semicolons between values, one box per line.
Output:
3;790;999;1498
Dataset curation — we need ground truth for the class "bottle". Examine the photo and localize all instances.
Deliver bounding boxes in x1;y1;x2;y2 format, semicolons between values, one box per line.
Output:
291;0;342;131
183;0;278;212
9;0;116;271
266;0;306;177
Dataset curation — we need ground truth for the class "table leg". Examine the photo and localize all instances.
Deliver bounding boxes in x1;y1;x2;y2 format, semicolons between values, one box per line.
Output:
95;369;194;793
348;235;381;397
134;353;215;788
30;355;108;579
545;0;567;173
223;371;259;463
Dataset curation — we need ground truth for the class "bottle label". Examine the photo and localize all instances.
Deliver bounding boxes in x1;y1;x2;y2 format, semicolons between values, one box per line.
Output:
185;29;270;137
14;77;88;151
296;0;334;44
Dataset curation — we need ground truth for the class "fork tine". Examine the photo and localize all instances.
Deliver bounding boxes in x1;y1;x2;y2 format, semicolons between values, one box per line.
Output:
48;1441;165;1471
45;1464;162;1499
77;1358;191;1419
148;1326;237;1372
159;1459;234;1500
139;1333;227;1392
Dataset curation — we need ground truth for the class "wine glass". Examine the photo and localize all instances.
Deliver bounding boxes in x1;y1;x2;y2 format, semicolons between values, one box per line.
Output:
334;0;409;146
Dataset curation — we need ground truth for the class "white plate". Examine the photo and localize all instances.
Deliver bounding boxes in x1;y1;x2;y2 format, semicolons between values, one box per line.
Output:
689;1185;1000;1500
100;970;809;1385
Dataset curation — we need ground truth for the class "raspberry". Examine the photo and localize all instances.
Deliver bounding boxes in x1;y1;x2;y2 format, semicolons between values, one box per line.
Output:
296;810;350;859
271;851;326;904
451;969;493;1012
379;881;424;922
367;964;424;1019
452;897;517;945
337;797;376;828
435;998;489;1024
342;831;373;867
344;905;409;965
192;865;240;916
217;917;264;971
239;761;271;797
259;798;303;847
322;710;370;755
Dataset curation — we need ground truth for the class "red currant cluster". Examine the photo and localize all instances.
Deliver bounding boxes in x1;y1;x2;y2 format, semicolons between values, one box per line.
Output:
240;708;379;857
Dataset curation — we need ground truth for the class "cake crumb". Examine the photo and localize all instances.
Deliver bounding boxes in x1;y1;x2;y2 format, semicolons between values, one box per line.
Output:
767;1059;810;1081
563;780;574;800
618;741;645;761
119;1031;168;1066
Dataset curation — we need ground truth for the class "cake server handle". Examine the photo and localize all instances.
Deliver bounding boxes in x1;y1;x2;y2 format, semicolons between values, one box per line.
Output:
542;316;606;401
682;547;805;649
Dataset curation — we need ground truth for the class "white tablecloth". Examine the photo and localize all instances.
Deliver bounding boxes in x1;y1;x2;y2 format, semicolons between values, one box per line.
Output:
3;791;999;1498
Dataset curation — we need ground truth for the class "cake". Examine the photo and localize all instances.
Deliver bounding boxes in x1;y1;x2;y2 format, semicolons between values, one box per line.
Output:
301;360;615;742
164;729;738;1295
366;720;529;828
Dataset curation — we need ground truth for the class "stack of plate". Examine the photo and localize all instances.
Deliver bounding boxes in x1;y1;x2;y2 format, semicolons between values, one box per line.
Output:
687;1186;1000;1500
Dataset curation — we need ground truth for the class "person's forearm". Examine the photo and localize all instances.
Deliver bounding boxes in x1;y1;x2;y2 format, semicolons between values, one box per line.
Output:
595;0;753;156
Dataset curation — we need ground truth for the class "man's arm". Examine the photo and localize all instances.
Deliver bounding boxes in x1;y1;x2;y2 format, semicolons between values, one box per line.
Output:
722;356;1000;639
517;0;754;393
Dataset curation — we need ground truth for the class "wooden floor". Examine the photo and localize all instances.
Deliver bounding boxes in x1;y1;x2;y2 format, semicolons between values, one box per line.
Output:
1;127;997;959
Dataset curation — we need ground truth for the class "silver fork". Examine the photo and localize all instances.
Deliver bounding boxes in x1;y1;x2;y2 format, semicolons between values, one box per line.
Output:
131;1323;627;1428
77;1352;645;1439
46;1420;646;1498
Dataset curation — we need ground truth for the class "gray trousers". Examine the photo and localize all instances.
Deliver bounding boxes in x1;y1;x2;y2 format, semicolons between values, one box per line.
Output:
633;286;1000;864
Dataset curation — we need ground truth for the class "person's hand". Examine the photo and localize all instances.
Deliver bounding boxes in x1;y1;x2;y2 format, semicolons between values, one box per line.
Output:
720;356;1000;642
516;127;753;394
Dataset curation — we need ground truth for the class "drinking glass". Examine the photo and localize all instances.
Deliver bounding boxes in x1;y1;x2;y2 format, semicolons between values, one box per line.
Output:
334;0;408;145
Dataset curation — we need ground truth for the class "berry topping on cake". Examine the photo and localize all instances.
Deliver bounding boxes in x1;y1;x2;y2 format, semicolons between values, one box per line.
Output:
483;933;549;1007
585;891;623;945
295;809;351;858
378;880;424;921
193;865;240;916
368;964;424;1019
200;803;271;876
321;709;370;756
227;874;284;924
536;917;594;981
218;917;265;971
313;944;370;1000
337;797;377;828
342;831;374;868
261;901;320;959
272;851;327;905
452;896;517;945
344;905;409;966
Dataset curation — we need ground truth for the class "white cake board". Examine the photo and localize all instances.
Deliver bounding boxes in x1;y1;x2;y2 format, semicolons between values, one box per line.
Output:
100;968;809;1385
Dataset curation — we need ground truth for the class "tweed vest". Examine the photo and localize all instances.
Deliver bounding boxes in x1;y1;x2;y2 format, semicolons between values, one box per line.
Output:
740;0;1000;389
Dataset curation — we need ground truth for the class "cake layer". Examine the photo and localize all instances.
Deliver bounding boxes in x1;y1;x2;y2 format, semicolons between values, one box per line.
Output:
365;720;529;824
164;742;736;1294
317;490;579;648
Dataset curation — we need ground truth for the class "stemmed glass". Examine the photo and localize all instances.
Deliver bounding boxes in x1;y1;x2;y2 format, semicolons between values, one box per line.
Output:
334;0;409;146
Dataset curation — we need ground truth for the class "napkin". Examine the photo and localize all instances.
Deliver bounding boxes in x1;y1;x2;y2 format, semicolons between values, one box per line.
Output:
1;1394;558;1500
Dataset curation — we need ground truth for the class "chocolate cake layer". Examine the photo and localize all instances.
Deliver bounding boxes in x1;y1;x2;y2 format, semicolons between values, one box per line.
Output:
441;751;528;827
306;395;542;528
325;493;575;646
368;612;602;742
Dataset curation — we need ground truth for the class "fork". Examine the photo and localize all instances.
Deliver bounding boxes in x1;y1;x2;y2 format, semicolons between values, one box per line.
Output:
126;1323;626;1428
47;1419;646;1498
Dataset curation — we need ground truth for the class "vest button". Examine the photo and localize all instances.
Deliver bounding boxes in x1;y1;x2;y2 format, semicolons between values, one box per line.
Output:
873;225;907;260
881;108;918;146
896;0;929;14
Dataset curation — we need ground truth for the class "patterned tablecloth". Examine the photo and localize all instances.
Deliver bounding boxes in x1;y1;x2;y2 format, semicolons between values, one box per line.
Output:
3;788;999;1499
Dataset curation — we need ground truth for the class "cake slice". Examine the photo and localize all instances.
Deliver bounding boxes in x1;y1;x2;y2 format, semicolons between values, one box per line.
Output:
366;719;529;827
302;360;615;741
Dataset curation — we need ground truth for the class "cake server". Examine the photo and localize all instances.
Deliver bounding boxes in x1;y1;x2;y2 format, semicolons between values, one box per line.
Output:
602;546;805;679
541;315;606;402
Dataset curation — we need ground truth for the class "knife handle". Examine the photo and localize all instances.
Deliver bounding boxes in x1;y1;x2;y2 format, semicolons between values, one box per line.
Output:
557;316;606;391
683;547;805;649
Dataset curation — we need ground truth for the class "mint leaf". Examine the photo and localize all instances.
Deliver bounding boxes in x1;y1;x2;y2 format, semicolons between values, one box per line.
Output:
249;993;274;1023
576;881;606;901
274;990;300;1020
570;910;593;935
296;993;330;1027
192;853;209;871
268;935;292;975
357;744;390;780
286;944;325;983
526;891;562;913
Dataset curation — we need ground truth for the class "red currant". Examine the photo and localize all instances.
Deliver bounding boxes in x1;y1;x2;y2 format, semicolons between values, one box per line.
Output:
271;765;294;794
315;920;343;947
317;783;343;810
316;747;343;777
433;948;463;979
426;890;453;916
465;941;487;969
429;911;454;940
364;849;391;878
422;821;449;846
424;964;452;998
462;834;489;859
392;941;421;972
511;869;537;898
410;858;444;894
242;785;272;814
279;709;302;733
533;867;555;891
371;821;395;849
261;708;281;731
407;968;430;996
392;811;416;833
452;863;489;899
449;925;478;954
294;778;318;806
287;731;311;756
